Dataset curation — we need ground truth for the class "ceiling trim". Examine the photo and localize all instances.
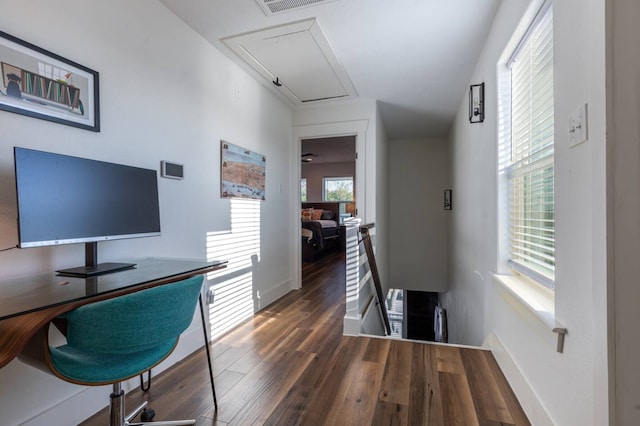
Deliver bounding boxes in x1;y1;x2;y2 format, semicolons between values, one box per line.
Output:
222;19;358;106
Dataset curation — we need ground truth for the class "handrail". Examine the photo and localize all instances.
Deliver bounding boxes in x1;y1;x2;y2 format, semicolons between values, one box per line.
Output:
359;224;391;335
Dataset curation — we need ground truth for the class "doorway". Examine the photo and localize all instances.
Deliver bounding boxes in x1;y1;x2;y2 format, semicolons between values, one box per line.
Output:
300;136;356;272
291;120;368;294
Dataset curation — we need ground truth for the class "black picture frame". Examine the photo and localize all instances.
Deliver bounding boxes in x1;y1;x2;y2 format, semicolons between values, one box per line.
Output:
444;189;452;210
469;82;484;124
0;31;100;132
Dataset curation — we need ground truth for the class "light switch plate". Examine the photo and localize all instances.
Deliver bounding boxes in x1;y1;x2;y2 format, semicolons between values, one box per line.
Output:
569;103;588;147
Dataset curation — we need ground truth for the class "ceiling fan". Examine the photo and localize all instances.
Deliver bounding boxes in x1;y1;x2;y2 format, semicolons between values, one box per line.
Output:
301;153;317;163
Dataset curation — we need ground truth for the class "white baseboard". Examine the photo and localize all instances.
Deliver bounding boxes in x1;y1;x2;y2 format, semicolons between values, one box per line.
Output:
343;314;361;336
22;386;108;426
256;278;293;310
23;326;204;426
483;332;554;426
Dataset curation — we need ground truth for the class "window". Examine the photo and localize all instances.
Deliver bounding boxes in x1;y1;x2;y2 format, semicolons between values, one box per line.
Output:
38;62;72;82
301;178;307;202
323;176;353;202
503;2;554;288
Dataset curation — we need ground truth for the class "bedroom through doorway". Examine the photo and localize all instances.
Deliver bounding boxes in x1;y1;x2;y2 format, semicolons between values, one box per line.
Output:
300;136;356;281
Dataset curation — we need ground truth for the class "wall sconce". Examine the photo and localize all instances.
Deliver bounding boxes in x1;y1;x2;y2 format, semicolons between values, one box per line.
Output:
469;83;485;123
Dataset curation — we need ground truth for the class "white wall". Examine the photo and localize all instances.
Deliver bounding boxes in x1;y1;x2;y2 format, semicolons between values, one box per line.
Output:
375;105;390;292
442;0;610;425
389;138;450;293
609;0;640;423
0;1;293;425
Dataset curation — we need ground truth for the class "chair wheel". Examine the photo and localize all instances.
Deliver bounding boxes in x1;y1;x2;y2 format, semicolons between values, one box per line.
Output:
141;407;155;421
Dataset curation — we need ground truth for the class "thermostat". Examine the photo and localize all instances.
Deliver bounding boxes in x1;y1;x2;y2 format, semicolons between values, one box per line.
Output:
161;161;184;180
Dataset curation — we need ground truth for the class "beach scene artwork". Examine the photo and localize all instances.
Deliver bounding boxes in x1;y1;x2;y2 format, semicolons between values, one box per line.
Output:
221;141;266;200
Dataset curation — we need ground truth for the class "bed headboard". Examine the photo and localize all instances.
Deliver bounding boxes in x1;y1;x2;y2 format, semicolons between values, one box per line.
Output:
301;202;341;222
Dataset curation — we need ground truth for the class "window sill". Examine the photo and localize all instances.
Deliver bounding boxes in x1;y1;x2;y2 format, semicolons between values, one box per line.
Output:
493;273;568;353
492;273;557;331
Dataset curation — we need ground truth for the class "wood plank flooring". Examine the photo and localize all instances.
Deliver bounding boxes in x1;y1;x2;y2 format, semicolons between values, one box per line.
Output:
81;251;529;425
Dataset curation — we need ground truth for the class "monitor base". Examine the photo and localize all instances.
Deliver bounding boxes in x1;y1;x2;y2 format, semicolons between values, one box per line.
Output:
57;262;136;278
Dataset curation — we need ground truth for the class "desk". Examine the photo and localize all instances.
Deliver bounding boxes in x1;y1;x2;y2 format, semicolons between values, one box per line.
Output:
0;257;227;368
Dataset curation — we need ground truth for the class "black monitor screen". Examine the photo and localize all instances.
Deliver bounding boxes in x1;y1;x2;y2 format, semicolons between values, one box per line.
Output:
14;147;161;248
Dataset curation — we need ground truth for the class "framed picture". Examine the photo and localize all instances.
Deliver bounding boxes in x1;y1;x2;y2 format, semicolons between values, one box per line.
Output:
0;31;99;132
444;189;452;210
221;141;266;200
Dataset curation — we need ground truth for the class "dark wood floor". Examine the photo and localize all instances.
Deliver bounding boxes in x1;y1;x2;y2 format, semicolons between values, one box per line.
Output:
81;251;529;425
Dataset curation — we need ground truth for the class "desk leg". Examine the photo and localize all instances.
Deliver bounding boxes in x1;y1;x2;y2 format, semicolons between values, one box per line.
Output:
198;294;218;410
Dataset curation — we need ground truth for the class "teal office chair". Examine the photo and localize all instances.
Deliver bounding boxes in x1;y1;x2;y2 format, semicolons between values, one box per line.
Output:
21;275;207;426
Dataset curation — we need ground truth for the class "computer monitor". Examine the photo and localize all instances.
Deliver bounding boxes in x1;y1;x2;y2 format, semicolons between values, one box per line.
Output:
14;147;161;276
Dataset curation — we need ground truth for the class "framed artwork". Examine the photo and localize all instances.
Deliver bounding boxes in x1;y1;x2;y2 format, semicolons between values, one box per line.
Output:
221;141;266;200
444;189;452;210
469;82;484;124
0;31;100;132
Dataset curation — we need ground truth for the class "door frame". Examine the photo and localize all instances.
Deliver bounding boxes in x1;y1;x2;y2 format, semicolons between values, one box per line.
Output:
291;120;368;290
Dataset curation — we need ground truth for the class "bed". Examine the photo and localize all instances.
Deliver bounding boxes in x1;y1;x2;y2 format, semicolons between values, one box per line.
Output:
301;202;341;261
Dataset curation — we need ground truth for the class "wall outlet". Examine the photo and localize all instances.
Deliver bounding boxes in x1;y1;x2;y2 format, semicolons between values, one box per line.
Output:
569;103;588;147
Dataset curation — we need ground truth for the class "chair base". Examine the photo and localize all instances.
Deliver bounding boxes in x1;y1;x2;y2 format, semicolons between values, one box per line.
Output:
110;383;195;426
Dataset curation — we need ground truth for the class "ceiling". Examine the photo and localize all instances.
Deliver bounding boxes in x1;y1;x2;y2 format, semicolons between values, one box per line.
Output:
301;136;356;164
160;0;501;139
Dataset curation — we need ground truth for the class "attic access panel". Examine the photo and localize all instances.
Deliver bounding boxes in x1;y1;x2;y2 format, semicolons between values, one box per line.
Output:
223;19;357;104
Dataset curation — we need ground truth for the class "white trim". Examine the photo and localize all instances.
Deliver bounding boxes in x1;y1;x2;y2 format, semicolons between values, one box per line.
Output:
484;332;554;426
255;278;294;311
290;120;368;294
300;177;307;202
362;334;491;351
506;0;553;67
497;0;547;65
22;386;108;426
343;315;361;336
493;273;557;331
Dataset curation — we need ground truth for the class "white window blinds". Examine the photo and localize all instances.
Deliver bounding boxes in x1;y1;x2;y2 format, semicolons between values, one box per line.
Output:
508;3;555;286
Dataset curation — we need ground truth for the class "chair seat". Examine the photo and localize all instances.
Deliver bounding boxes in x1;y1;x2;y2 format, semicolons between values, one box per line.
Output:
49;339;177;385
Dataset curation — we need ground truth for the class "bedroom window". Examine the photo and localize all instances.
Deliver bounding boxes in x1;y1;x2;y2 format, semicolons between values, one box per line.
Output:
301;178;307;202
500;1;555;289
323;176;353;202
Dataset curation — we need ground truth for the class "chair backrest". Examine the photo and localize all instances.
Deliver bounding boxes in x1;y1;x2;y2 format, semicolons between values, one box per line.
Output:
60;275;204;355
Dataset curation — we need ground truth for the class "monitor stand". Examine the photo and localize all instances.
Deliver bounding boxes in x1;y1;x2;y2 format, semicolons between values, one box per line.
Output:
56;242;136;277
